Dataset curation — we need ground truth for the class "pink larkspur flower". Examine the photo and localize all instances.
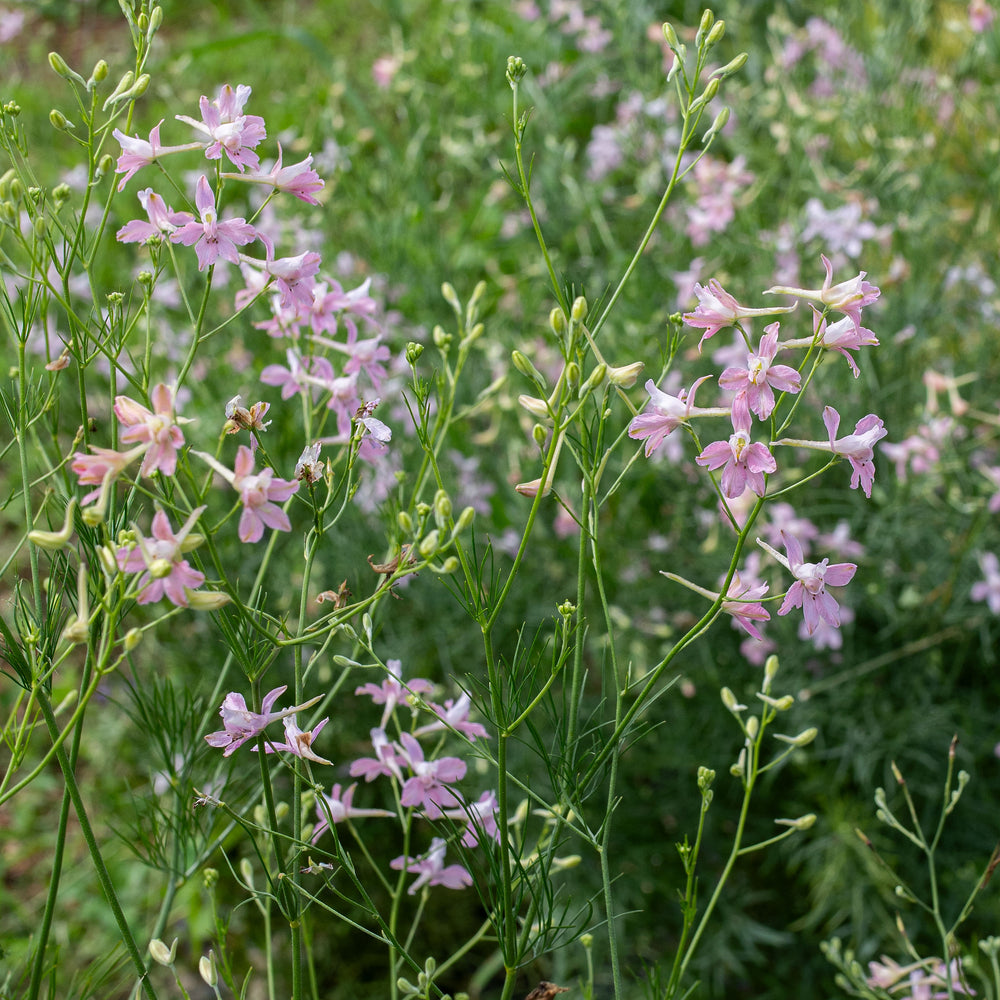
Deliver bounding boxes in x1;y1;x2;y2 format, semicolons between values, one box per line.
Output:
355;660;434;728
683;279;795;350
115;383;189;477
718;323;802;419
766;254;880;337
170;176;258;270
175;84;267;171
695;393;777;498
204;686;322;756
396;732;466;817
253;713;332;764
116;188;193;243
442;790;500;848
971;552;1000;614
413;692;489;741
390;837;472;894
767;531;857;636
116;506;206;606
71;443;147;511
628;376;729;457
311;782;393;843
227;143;324;204
349;727;405;783
112;121;203;191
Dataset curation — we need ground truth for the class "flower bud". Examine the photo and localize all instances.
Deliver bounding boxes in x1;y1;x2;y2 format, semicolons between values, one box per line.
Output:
441;281;461;315
48;52;77;81
453;505;475;535
745;715;759;741
667;45;686;81
435;555;459;574
52;182;71;205
130;73;151;98
607;362;644;387
418;529;439;558
582;363;607;393
148;5;164;33
565;361;580;388
186;589;232;611
506;56;527;86
552;854;581;870
775;813;817;831
571;296;588;322
703;106;730;143
461;322;485;346
532;423;547;446
432;324;451;350
124;628;142;652
102;71;134;110
28;498;78;550
712;52;748;80
511;349;546;386
97;544;119;577
90;59;109;84
730;746;746;778
397;510;413;534
518;394;551;420
773;727;818;748
763;653;779;691
275;801;290;820
148;938;177;966
433;488;452;525
662;22;679;49
48;110;71;131
203;867;219;888
697;765;715;790
137;10;149;30
696;9;714;47
405;341;424;365
757;692;794;710
549;308;567;335
705;19;726;47
97;153;114;176
198;953;218;988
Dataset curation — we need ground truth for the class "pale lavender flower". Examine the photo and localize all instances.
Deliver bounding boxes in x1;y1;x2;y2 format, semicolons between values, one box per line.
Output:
971;552;1000;614
114;383;189;477
628;376;728;457
112;121;202;191
684;279;795;350
696;393;777;498
442;790;500;848
396;732;466;817
253;713;332;764
170;176;258;270
116;506;206;606
350;727;405;783
717;323;801;419
117;188;193;243
205;687;322;756
175;83;267;171
413;693;489;741
311;783;393;843
390;837;472;894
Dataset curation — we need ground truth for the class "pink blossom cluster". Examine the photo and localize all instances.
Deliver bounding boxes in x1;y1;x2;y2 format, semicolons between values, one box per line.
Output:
629;256;883;651
205;660;496;896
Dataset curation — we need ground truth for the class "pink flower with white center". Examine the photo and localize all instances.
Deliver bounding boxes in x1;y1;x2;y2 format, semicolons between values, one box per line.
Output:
204;686;323;757
971;552;1000;614
390;837;472;895
253;713;332;765
175;84;267;171
762;531;857;636
112;121;203;191
194;444;299;543
117;506;206;606
170;176;258;270
628;376;729;458
355;660;434;728
718;323;802;419
774;406;887;498
766;254;880;337
229;143;324;204
311;783;393;843
413;693;489;741
349;727;405;783
696;393;777;499
442;790;500;848
683;279;795;350
117;188;193;244
260;251;322;310
396;732;466;817
115;383;189;477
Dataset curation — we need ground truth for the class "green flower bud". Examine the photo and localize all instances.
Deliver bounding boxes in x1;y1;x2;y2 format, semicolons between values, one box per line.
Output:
511;349;546;386
418;529;439;558
124;628;142;652
506;56;527;87
8;177;23;201
52;182;71;205
432;324;451;349
434;488;452;524
532;423;547;446
712;52;748;80
437;555;459;574
745;715;759;741
130;73;151;98
696;9;714;48
149;5;164;34
48;51;74;80
203;867;219;888
97;152;114;176
441;281;461;314
102;70;134;109
405;341;424;364
90;59;109;85
773;727;818;748
453;505;475;534
198;953;217;988
662;22;679;49
148;938;177;967
137;11;149;31
564;361;580;388
582;363;607;392
703;106;731;143
49;109;71;131
549;307;567;335
570;295;588;322
186;590;232;611
397;510;413;534
775;813;817;831
705;19;726;47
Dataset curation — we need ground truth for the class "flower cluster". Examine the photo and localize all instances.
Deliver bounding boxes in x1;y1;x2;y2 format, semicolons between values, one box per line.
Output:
629;256;883;649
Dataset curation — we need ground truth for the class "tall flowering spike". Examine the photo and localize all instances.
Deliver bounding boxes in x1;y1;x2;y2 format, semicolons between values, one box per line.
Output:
628;376;729;457
117;506;207;606
683;279;795;350
115;383;190;477
765;531;857;637
695;392;776;498
766;254;880;336
717;323;801;419
170;176;258;270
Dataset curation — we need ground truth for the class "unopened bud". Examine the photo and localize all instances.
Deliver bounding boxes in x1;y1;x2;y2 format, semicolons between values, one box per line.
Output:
773;727;818;748
607;361;644;387
453;505;475;535
697;765;715;790
745;715;759;741
696;9;715;47
703;106;731;143
198;953;218;988
705;19;726;47
52;182;71;205
441;281;461;314
90;59;109;85
757;692;794;710
433;488;452;524
506;56;527;86
518;394;551;420
275;801;290;820
532;423;547;446
462;322;485;346
186;589;232;611
730;746;746;778
148;6;163;33
124;628;142;652
397;510;413;534
720;687;745;712
549;308;566;335
97;152;114;176
130;73;150;98
432;324;451;350
28;498;78;550
418;529;439;558
662;22;679;49
436;556;459;574
137;10;149;31
565;361;580;387
49;109;71;131
775;813;816;831
103;71;135;109
763;653;779;691
148;938;178;966
552;854;581;870
570;296;588;322
712;52;748;80
203;867;219;888
511;349;546;386
48;52;76;81
582;363;607;392
405;341;424;364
